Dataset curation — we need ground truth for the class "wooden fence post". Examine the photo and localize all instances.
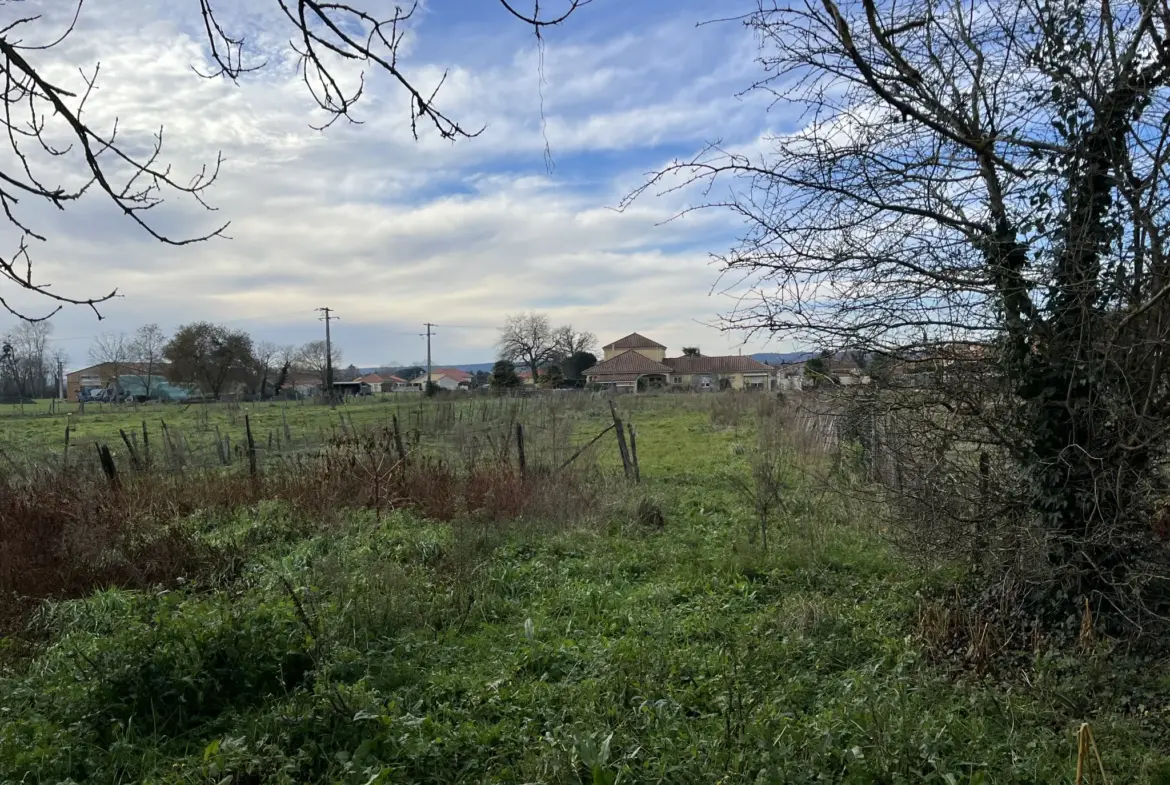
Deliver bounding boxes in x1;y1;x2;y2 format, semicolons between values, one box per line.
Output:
96;443;119;488
161;419;180;471
62;423;70;469
609;401;632;480
214;425;228;466
141;421;150;470
627;422;641;484
119;429;141;472
245;414;258;478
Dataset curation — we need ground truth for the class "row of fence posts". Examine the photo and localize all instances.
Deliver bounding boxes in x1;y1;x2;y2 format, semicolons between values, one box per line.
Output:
70;402;642;489
71;415;260;487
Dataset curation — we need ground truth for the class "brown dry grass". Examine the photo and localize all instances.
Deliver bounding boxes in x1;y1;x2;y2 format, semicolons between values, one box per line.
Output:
0;434;603;635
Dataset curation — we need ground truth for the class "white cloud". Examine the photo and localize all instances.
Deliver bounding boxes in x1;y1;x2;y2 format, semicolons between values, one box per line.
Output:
0;0;800;365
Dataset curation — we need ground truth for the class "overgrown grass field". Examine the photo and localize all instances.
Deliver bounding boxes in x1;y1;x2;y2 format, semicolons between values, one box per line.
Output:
1;395;1168;783
0;395;611;474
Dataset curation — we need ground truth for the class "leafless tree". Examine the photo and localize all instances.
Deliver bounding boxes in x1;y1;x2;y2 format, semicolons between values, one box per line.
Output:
269;344;298;396
728;399;792;552
253;340;297;397
126;323;168;397
553;325;598;358
298;339;342;390
630;0;1170;626
3;320;52;397
498;312;557;381
0;0;588;321
88;332;131;394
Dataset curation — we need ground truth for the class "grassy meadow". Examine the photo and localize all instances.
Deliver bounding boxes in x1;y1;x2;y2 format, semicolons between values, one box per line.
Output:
0;393;1168;783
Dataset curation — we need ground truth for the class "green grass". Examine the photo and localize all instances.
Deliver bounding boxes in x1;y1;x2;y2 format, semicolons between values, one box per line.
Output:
0;394;606;470
1;400;1169;783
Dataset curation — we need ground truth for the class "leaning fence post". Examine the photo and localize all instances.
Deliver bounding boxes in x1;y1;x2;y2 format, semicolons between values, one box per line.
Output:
609;400;632;480
245;414;258;478
96;443;119;488
141;421;150;470
119;429;141;472
160;419;178;471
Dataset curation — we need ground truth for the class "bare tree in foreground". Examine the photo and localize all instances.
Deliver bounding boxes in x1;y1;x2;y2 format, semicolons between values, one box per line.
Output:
631;0;1170;626
0;0;588;321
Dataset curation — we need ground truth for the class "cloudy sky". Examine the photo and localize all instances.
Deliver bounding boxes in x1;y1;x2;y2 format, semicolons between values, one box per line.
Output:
3;0;798;368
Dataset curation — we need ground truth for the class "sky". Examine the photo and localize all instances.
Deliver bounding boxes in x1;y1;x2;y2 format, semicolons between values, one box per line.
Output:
1;0;799;369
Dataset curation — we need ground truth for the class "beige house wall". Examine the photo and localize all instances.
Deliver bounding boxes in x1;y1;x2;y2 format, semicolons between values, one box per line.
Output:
603;346;667;362
671;371;773;390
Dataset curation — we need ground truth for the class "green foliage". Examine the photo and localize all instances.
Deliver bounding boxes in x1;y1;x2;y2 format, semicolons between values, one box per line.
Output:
804;349;833;381
539;363;565;388
489;358;520;390
0;402;1167;783
560;351;597;382
163;322;256;396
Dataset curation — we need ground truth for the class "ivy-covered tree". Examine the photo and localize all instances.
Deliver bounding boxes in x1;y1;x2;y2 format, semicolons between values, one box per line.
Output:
634;0;1170;624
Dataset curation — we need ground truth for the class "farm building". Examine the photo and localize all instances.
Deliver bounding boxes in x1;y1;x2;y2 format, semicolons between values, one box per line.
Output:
66;362;176;401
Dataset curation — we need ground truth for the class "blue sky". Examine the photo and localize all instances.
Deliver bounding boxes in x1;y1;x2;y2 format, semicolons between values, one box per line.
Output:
3;0;798;368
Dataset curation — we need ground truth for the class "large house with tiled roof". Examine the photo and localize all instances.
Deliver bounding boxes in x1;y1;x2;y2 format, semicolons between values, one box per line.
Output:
585;333;776;392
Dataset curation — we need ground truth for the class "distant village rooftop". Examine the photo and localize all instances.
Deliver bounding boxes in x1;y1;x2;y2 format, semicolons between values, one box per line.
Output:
602;333;666;351
585;333;780;392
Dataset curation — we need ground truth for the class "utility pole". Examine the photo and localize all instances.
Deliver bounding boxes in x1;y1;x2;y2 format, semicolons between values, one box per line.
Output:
57;358;64;401
422;323;436;395
317;307;337;405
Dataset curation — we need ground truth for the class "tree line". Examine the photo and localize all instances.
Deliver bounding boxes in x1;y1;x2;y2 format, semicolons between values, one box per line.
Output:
0;322;68;400
83;322;349;399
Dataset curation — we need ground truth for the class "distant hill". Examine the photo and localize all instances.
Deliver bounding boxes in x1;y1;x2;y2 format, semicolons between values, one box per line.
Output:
751;352;815;365
443;362;497;374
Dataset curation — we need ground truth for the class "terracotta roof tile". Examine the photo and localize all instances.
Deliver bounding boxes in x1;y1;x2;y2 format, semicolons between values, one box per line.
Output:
664;355;775;374
432;367;471;382
602;332;666;350
585;350;673;378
